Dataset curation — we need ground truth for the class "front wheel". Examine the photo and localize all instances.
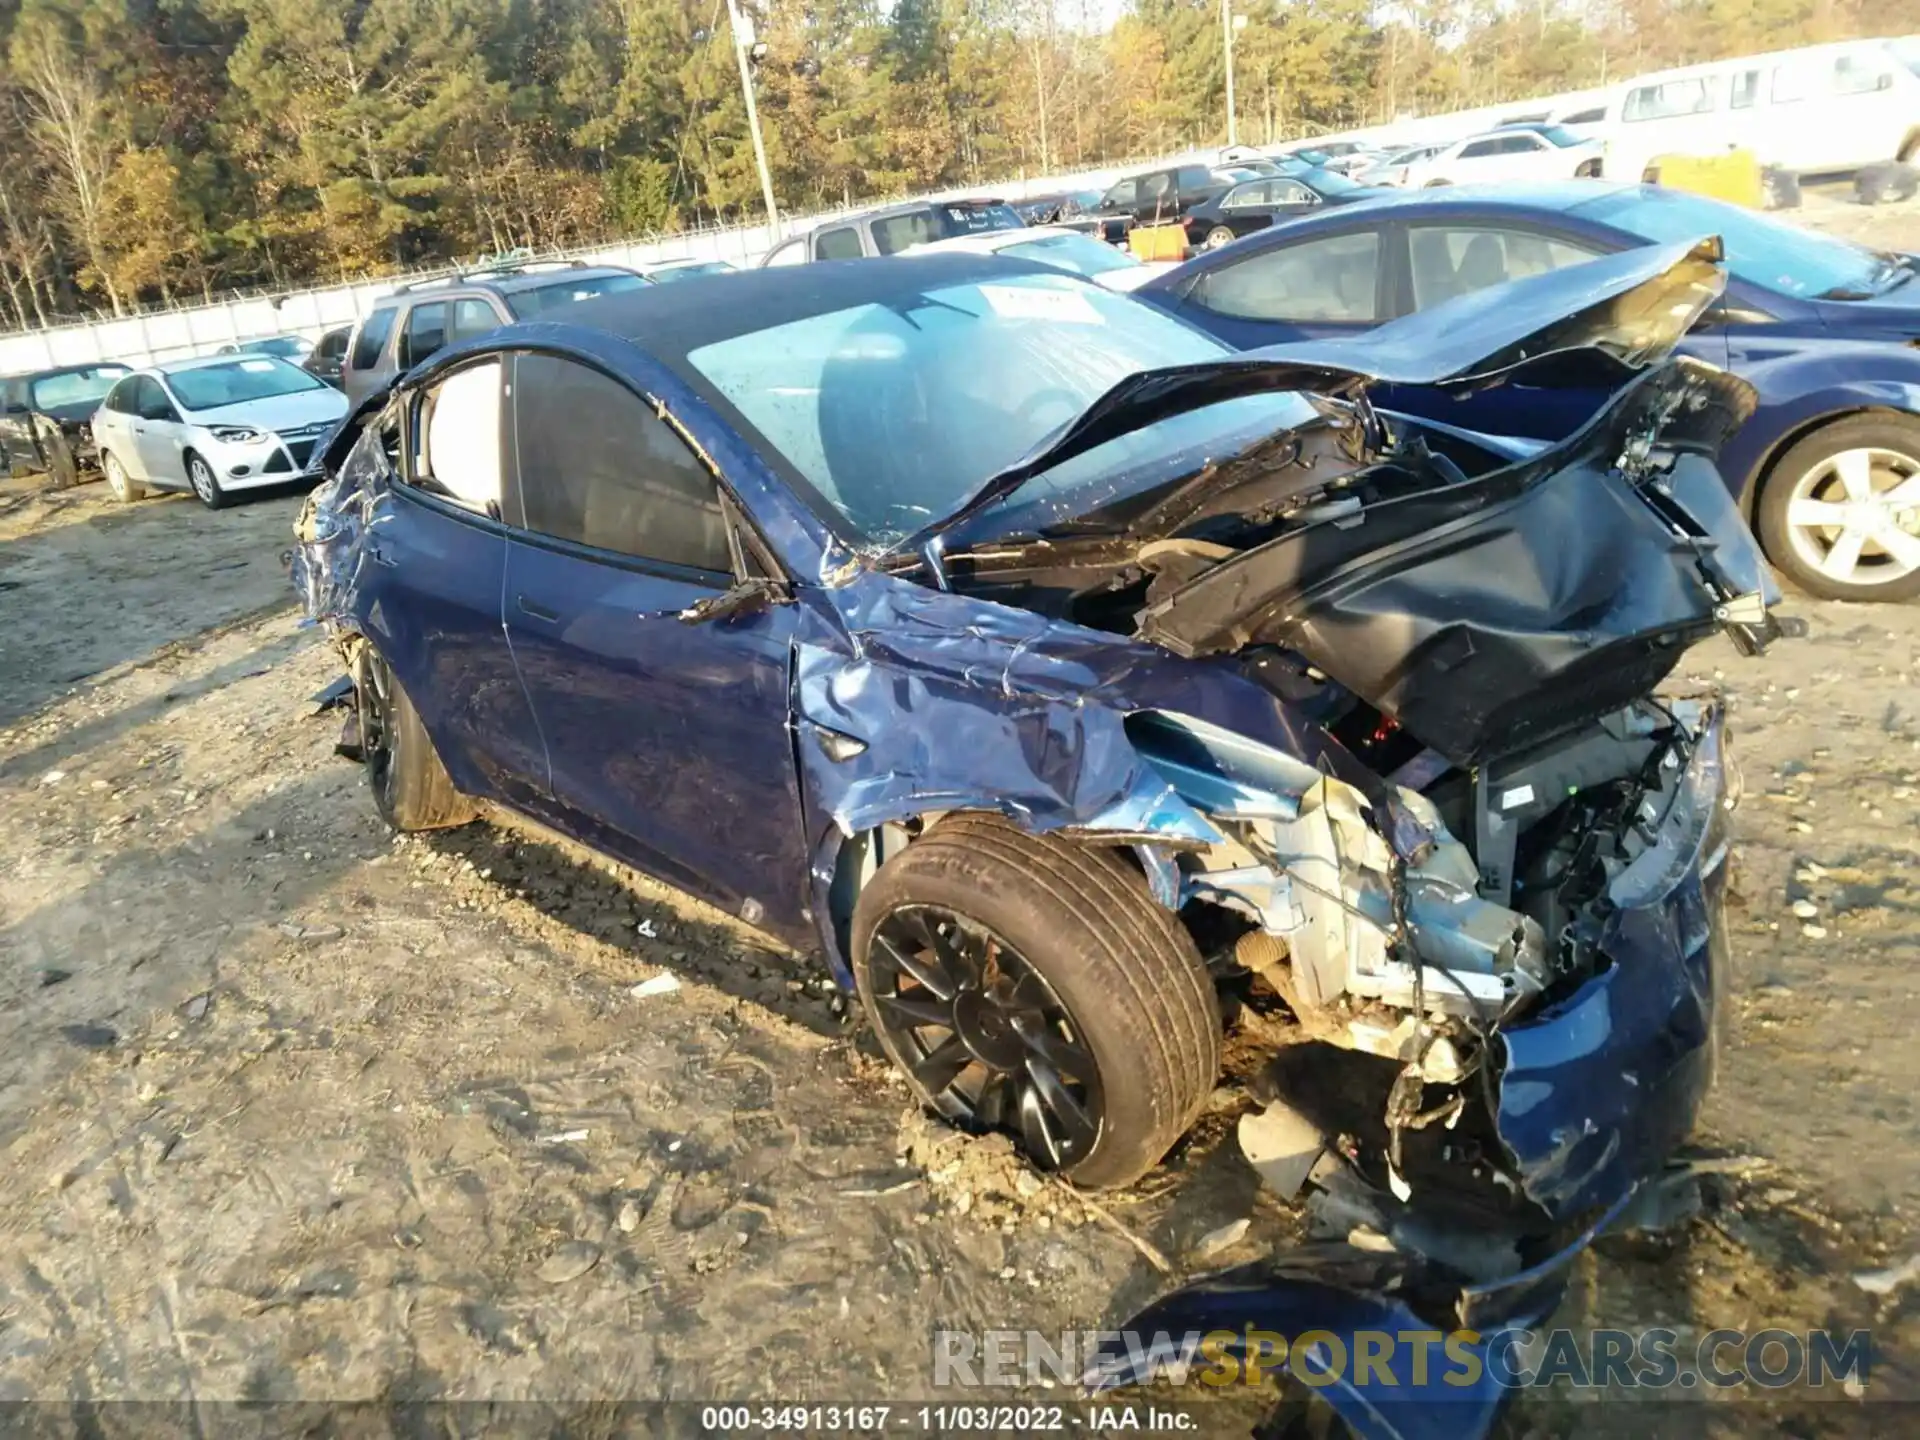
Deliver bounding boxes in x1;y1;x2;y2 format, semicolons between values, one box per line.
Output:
851;814;1221;1189
360;651;481;831
187;453;228;510
1204;225;1237;250
1756;416;1920;603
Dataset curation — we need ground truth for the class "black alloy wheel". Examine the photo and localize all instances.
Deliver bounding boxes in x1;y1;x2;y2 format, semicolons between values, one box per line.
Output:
867;904;1104;1169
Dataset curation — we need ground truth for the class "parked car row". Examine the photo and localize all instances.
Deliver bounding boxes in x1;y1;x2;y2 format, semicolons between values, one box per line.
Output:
1274;35;1920;193
0;254;746;501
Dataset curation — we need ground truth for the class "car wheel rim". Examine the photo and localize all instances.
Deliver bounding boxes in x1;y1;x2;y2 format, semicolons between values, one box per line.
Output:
105;457;126;499
869;904;1104;1170
1784;446;1920;588
361;662;397;808
1206;227;1234;249
190;461;213;502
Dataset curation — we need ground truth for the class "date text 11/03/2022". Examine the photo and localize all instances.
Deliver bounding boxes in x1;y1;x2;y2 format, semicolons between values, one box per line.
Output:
700;1407;1194;1432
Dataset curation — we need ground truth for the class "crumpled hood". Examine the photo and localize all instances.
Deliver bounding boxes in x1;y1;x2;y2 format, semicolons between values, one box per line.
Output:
911;236;1726;549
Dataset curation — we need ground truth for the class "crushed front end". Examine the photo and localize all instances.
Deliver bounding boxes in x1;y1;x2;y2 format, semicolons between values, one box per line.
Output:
907;241;1778;1438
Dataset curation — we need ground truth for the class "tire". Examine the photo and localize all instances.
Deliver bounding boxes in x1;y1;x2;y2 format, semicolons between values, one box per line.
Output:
851;813;1221;1189
42;427;78;490
102;450;145;503
186;451;228;510
1756;415;1920;603
1204;225;1237;250
359;651;480;831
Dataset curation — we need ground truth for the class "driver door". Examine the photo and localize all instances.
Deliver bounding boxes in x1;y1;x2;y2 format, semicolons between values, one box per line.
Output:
497;349;810;942
131;376;188;485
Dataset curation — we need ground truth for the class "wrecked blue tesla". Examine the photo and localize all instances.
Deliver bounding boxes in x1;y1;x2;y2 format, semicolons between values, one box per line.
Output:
295;242;1778;1433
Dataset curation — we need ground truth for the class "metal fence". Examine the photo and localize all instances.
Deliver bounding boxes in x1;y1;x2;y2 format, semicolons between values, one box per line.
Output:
0;83;1599;374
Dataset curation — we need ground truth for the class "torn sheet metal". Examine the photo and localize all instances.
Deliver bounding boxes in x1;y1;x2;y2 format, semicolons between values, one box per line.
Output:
1135;358;1770;765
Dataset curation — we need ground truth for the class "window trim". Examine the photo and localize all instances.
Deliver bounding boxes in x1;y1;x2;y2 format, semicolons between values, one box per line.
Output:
498;345;784;587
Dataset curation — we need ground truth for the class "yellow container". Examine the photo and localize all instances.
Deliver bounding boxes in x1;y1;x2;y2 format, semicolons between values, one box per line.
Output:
1642;149;1764;208
1129;223;1189;263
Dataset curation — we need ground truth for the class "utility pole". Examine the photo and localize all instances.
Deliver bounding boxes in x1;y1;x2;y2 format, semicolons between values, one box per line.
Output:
1222;0;1238;146
724;0;781;240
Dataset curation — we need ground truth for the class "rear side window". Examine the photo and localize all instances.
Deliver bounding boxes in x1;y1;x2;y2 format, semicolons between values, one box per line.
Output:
1560;106;1607;124
102;378;136;413
872;212;936;254
400;303;448;369
815;227;864;261
1176;165;1213;190
1194;231;1381;323
1409;227;1601;308
1729;71;1760;109
350;307;397;371
509;353;731;574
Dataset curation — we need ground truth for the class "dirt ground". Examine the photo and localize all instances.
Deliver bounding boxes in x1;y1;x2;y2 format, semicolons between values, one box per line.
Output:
2;198;1918;1436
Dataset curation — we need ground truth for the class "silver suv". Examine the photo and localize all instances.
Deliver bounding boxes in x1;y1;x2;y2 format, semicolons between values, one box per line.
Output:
340;262;648;404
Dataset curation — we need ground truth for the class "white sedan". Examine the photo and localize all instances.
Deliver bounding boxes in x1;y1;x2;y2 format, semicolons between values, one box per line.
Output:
1402;125;1606;189
91;354;348;509
902;225;1176;292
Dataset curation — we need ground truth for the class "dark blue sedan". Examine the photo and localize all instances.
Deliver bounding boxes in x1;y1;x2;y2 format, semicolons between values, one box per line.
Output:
295;249;1782;1438
1137;182;1920;602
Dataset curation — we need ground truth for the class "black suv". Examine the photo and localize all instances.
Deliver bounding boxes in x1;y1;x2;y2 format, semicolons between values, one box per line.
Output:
1;362;132;486
758;199;1024;265
1091;164;1232;240
340;262;647;404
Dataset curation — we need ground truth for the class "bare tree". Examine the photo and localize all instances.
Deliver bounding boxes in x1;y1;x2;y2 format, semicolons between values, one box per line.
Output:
11;21;124;315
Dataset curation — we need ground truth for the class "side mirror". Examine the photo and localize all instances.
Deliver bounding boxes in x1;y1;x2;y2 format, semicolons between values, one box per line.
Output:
677;575;790;626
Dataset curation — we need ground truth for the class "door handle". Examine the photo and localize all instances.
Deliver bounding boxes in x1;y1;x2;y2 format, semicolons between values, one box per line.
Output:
132;425;146;435
516;594;560;622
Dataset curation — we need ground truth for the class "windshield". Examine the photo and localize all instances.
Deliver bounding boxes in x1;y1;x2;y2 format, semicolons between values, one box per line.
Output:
30;365;130;411
647;262;735;284
168;358;324;411
999;233;1139;277
934;203;1025;237
1576;186;1900;298
507;272;649;318
1530;124;1587;148
1301;167;1368;196
684;272;1316;544
239;336;312;357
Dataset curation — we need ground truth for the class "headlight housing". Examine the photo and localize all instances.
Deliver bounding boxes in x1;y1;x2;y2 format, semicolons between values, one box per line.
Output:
210;426;269;445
